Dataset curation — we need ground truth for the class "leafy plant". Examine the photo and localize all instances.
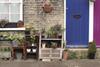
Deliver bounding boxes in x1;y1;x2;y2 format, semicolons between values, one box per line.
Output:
7;47;11;52
30;28;37;43
88;41;97;59
4;48;8;52
68;51;77;59
79;52;87;59
0;19;8;28
0;48;3;52
47;24;64;38
64;48;68;52
51;42;57;49
88;41;96;54
30;35;35;43
17;37;26;46
90;0;95;2
3;47;11;52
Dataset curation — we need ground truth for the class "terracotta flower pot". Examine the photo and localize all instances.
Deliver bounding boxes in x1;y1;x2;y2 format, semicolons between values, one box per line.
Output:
63;50;68;60
17;20;24;28
42;3;53;13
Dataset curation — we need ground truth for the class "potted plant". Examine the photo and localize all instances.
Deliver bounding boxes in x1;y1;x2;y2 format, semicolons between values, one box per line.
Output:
90;0;95;2
42;42;46;48
63;48;68;60
30;27;38;46
0;19;8;28
88;41;97;59
41;28;48;38
30;35;35;46
47;24;64;38
68;51;77;59
51;42;57;49
5;33;18;47
17;20;24;28
42;0;53;13
0;47;3;58
17;37;26;46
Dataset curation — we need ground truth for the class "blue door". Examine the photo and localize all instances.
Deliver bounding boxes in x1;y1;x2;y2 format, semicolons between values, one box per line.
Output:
66;0;89;47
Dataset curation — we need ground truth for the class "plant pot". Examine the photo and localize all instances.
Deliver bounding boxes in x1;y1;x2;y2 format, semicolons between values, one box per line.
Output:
42;34;48;38
88;53;95;59
32;49;36;53
63;50;68;60
42;43;46;48
16;52;22;60
27;49;31;53
17;21;24;27
51;43;57;49
49;34;57;38
32;43;35;46
12;40;18;47
42;4;53;13
3;52;11;58
57;34;62;38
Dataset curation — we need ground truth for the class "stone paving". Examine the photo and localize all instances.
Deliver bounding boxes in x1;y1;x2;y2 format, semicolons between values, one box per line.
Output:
0;59;100;67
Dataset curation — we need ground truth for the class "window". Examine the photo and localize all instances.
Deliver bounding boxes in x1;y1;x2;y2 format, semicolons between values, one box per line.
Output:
0;0;23;22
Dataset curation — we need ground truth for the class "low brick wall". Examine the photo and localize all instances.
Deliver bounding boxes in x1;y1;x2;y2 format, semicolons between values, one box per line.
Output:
68;48;100;59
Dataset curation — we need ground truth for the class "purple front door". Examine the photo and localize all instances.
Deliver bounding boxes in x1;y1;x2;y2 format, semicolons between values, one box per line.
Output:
94;0;100;47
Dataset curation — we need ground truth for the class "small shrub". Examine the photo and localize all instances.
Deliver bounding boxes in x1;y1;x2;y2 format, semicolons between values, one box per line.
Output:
80;53;87;59
88;41;97;59
68;51;77;59
51;42;57;49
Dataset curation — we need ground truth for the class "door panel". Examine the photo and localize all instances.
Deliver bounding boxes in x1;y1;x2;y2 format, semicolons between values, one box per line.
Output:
66;0;89;47
94;0;100;47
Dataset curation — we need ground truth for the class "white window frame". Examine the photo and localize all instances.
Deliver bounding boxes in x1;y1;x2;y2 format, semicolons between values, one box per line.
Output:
0;0;23;22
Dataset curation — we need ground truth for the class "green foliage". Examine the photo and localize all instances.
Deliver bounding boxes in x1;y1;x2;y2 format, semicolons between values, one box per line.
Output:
0;48;3;52
51;42;57;49
30;35;35;43
88;41;96;54
88;41;97;59
17;37;26;46
79;52;87;59
0;19;8;27
68;51;77;59
4;48;8;52
89;0;95;2
7;47;11;52
46;24;64;37
0;47;11;52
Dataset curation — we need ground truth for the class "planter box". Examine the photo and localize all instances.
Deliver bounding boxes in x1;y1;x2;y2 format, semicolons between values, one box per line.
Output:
0;52;11;58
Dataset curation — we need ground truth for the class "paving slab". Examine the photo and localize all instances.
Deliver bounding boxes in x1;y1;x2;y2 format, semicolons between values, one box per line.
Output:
0;59;100;67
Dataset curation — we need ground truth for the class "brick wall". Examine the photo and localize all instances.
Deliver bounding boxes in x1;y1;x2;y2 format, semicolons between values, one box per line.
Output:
24;0;64;30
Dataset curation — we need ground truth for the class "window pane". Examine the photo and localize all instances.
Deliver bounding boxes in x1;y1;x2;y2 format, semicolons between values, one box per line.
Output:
10;14;20;22
0;0;9;2
10;4;20;14
0;14;9;20
11;0;21;2
0;4;9;14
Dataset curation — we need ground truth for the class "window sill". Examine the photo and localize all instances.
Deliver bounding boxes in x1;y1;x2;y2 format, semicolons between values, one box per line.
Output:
0;27;25;31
